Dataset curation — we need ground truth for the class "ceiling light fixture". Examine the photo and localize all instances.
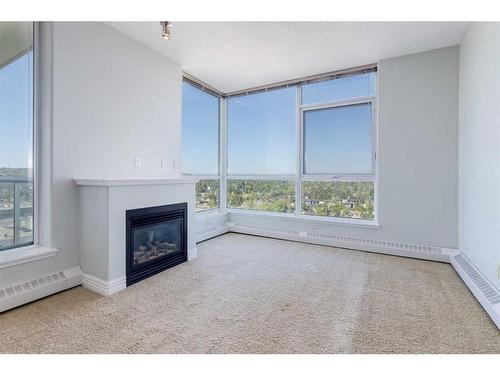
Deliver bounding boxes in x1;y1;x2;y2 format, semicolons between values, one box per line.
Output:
160;21;172;40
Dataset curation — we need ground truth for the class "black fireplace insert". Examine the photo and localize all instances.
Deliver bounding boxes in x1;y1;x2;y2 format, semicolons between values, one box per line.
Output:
126;203;187;286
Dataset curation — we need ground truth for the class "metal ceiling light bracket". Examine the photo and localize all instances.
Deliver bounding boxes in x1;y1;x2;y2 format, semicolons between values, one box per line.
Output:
160;21;172;40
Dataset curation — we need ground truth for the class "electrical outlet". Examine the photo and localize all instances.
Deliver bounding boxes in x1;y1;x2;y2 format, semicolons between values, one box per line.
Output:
160;159;176;169
134;157;142;167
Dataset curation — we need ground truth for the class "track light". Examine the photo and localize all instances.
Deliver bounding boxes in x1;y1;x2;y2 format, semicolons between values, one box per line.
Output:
160;21;172;40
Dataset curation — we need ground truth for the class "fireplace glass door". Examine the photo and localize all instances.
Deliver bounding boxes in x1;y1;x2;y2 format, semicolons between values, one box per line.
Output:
132;218;183;266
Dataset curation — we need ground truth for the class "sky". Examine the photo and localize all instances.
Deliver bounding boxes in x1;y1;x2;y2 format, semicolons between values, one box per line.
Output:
181;82;219;175
182;73;375;177
227;87;296;175
304;103;372;174
0;52;33;170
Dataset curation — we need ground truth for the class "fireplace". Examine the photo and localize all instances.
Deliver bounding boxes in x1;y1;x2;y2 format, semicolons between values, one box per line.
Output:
126;203;187;286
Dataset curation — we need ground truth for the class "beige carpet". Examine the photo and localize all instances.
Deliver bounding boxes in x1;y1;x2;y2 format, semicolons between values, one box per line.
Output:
1;233;499;353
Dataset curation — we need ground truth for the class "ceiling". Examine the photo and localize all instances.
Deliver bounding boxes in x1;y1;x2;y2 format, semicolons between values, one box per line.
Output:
0;22;32;68
106;22;469;93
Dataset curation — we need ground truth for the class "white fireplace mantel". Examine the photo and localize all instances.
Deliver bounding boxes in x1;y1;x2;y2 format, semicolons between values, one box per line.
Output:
74;177;198;187
75;177;197;296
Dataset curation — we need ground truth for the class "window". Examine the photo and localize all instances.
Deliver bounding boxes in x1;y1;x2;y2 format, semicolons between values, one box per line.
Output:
0;22;35;250
226;87;296;213
196;179;220;211
186;68;376;222
181;80;221;212
302;181;374;219
227;180;295;213
181;81;219;175
302;72;376;105
301;72;376;220
303;103;373;175
227;87;296;175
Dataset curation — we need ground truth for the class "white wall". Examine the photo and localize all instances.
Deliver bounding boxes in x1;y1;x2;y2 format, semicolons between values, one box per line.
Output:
0;22;183;287
230;46;459;248
459;23;500;290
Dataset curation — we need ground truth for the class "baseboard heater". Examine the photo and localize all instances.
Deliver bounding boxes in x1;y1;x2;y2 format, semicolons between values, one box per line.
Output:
450;253;500;329
0;266;82;313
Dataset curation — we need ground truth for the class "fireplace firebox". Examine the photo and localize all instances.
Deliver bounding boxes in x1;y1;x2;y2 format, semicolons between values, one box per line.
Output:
126;203;187;286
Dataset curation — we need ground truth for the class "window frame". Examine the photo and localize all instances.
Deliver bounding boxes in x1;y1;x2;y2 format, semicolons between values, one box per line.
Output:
298;90;377;222
0;22;38;252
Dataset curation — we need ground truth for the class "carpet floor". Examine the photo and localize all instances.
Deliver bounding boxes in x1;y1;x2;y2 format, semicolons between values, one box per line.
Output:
1;233;499;353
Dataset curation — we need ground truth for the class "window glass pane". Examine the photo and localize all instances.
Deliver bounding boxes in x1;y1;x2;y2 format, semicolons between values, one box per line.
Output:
304;103;372;174
181;82;219;175
0;22;34;250
196;179;220;212
302;181;374;220
227;180;295;213
302;72;376;105
228;87;296;175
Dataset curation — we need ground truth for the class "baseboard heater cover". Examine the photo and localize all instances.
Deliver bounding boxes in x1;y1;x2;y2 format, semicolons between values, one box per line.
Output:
0;266;82;313
451;253;500;329
227;222;454;262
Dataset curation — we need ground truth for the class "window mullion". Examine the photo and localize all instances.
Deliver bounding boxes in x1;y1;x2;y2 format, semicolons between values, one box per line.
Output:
220;97;227;210
296;84;302;217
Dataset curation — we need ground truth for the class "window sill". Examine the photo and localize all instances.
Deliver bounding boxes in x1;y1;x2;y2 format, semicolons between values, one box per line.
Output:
195;209;228;219
228;209;380;229
0;244;58;270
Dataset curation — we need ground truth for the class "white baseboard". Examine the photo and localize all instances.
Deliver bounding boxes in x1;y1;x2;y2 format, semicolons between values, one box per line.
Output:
188;247;198;260
196;223;230;243
0;266;82;313
450;253;500;329
227;222;455;263
82;274;126;296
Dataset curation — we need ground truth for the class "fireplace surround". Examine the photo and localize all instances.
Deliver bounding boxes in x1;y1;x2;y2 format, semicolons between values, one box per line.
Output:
126;203;187;286
75;178;196;296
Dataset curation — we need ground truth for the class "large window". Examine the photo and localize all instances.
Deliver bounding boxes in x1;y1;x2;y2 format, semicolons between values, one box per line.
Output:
301;73;376;220
183;69;377;222
181;80;221;211
0;22;35;250
226;87;296;213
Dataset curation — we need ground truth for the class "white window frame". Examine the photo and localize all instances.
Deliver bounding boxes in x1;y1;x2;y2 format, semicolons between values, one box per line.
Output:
0;22;37;251
0;22;60;268
299;92;378;223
